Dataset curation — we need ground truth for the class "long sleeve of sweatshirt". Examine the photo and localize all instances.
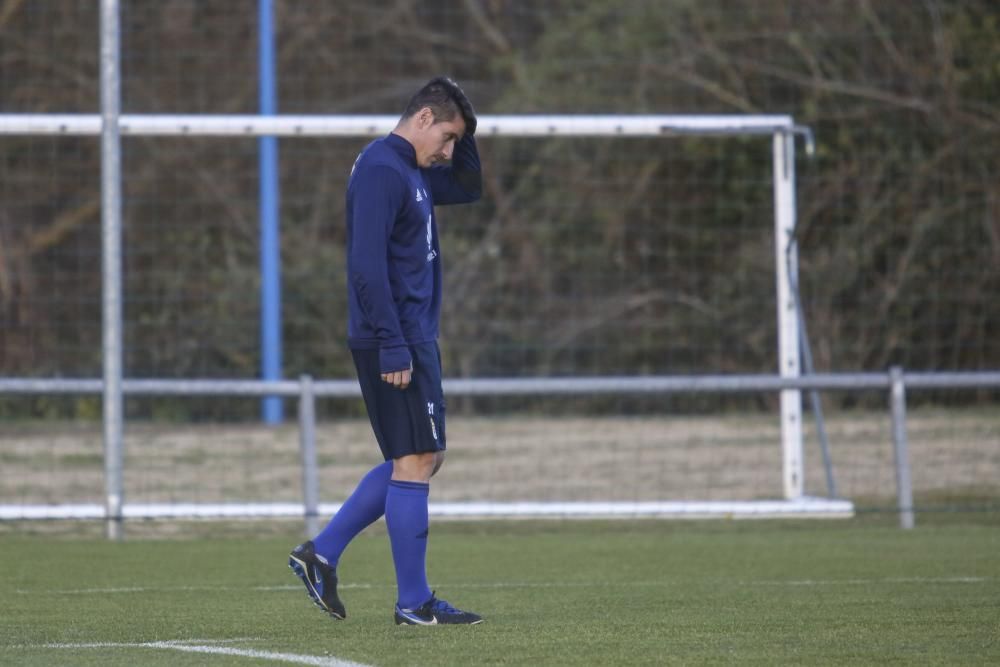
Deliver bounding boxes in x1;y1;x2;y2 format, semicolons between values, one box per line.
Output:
423;134;482;204
345;133;481;375
346;162;412;373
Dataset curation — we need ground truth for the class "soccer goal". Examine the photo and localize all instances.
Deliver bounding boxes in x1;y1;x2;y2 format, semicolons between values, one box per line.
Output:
0;111;854;528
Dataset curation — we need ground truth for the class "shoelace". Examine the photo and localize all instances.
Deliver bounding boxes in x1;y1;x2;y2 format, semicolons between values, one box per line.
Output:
427;596;461;614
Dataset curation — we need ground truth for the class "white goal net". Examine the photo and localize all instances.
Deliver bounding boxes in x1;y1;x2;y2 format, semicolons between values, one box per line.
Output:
0;113;853;525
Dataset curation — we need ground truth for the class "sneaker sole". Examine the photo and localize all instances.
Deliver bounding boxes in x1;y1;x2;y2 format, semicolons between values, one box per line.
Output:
394;611;484;626
288;555;346;620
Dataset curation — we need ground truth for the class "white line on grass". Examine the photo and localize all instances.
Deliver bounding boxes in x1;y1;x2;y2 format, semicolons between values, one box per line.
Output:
37;639;372;667
15;583;376;595
748;576;988;586
16;576;990;597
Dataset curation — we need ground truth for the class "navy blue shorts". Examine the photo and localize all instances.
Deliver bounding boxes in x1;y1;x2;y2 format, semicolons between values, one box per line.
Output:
352;341;446;461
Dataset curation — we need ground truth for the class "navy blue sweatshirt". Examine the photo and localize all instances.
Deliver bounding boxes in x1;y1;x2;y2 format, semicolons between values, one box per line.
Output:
346;132;481;373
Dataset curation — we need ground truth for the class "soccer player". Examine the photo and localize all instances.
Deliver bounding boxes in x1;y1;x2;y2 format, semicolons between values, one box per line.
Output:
289;77;483;626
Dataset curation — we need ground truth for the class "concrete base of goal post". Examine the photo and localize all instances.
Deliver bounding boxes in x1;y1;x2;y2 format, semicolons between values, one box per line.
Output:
890;366;915;529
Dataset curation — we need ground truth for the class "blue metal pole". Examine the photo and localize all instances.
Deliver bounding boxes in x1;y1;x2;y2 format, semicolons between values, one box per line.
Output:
259;0;282;422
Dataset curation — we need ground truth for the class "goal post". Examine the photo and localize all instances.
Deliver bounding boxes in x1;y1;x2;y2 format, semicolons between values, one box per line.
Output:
774;130;804;500
0;112;840;521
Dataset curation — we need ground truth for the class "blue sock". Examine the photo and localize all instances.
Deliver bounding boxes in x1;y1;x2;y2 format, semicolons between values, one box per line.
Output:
385;479;433;609
311;461;393;566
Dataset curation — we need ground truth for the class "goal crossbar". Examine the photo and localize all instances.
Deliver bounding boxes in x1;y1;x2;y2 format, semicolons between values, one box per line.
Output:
0;113;799;137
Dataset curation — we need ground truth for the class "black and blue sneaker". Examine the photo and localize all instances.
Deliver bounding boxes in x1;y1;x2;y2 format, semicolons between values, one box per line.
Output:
288;541;346;620
394;593;483;625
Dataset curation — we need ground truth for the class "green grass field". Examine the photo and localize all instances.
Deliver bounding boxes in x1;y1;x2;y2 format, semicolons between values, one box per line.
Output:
1;520;998;666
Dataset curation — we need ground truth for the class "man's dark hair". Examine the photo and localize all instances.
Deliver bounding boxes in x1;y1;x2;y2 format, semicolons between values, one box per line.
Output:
401;76;477;136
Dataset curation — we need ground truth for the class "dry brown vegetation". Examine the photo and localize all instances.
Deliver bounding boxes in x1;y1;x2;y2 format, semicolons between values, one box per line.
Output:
2;409;997;510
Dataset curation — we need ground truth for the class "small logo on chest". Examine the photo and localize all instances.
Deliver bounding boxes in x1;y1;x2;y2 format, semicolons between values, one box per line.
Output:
415;188;427;203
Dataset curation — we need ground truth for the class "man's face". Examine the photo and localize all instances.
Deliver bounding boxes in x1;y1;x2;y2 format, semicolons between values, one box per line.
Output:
412;108;466;168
